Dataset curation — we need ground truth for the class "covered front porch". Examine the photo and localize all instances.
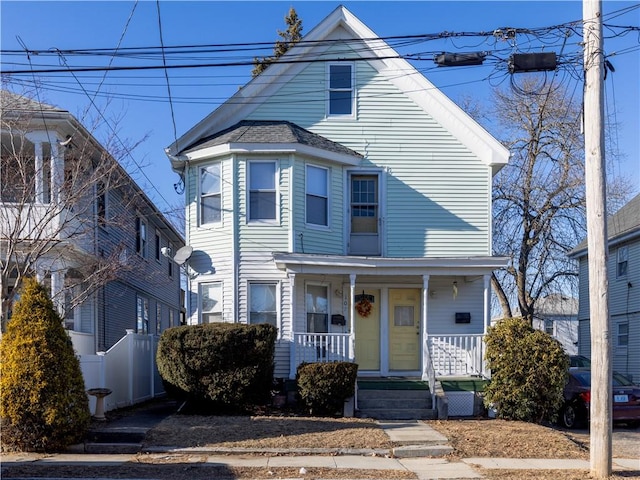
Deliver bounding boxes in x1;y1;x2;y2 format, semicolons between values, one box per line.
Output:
273;253;506;382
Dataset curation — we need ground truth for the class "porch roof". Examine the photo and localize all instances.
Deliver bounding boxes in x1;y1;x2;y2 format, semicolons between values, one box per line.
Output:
272;252;509;276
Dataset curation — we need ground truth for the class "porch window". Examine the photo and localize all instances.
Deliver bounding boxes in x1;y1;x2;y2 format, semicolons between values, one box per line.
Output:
306;165;329;226
306;284;328;333
327;63;354;117
249;282;278;327
136;295;149;333
248;161;277;221
617;246;628;278
201;282;223;323
200;163;222;225
156;303;162;334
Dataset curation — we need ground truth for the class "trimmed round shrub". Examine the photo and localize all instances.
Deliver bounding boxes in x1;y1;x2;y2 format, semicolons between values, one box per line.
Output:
483;317;568;423
156;322;276;408
296;362;358;416
0;278;90;452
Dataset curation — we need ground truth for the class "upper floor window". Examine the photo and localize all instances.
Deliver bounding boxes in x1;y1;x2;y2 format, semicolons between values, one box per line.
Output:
249;282;278;327
327;63;354;117
617;246;628;278
155;231;161;262
168;241;174;278
201;282;223;323
306;165;329;227
248;161;277;221
136;217;147;257
200;164;221;225
306;284;328;333
96;181;107;227
617;322;629;347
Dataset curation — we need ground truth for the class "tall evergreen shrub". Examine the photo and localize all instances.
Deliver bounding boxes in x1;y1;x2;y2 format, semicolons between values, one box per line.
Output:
483;317;568;423
0;278;90;452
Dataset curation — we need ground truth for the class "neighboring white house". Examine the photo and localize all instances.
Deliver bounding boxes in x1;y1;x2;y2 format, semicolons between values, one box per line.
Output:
532;294;579;355
568;193;640;382
165;6;510;380
1;90;185;354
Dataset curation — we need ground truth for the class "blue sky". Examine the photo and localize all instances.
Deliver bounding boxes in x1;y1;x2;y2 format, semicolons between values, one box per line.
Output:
2;1;638;219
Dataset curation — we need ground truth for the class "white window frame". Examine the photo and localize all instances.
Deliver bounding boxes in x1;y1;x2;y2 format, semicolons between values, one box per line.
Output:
199;163;222;226
247;160;278;223
305;283;329;333
168;241;174;278
200;282;223;323
617;322;629;347
326;63;355;118
136;217;147;258
617;246;628;278
248;281;279;330
136;295;149;334
306;164;330;228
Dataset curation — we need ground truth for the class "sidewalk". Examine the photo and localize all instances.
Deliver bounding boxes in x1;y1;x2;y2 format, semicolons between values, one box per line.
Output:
2;451;638;479
1;400;638;479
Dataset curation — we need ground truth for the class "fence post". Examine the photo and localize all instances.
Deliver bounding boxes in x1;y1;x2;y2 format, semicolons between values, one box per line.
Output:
150;334;155;399
126;329;134;405
97;351;106;388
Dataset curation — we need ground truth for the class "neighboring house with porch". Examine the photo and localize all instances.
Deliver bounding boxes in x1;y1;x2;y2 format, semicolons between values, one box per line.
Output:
568;193;640;382
165;6;509;387
1;90;184;355
532;294;579;355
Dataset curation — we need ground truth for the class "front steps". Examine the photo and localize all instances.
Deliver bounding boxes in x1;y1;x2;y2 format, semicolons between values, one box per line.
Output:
356;379;437;420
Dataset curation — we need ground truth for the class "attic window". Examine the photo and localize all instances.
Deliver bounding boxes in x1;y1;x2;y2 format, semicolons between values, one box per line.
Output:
327;63;354;117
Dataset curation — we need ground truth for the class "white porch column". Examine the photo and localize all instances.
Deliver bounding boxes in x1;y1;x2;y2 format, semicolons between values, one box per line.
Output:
349;274;356;362
50;268;66;317
422;275;430;381
288;273;296;379
483;274;491;335
50;141;64;204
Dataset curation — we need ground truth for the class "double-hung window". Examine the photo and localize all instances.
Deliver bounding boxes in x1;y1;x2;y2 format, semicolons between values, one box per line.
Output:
249;282;278;327
306;284;328;333
306;165;329;227
248;161;277;221
617;323;629;347
327;63;354;117
136;295;149;333
201;282;222;323
200;164;222;225
617;246;628;278
136;217;147;257
96;181;107;227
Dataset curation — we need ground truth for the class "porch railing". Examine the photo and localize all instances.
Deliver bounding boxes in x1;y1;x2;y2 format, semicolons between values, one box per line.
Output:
290;333;351;378
427;334;487;377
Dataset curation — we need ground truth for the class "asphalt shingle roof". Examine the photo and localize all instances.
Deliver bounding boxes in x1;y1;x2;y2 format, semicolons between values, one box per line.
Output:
182;120;363;159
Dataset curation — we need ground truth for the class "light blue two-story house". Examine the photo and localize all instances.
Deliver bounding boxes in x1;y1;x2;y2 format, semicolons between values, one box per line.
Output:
165;6;509;383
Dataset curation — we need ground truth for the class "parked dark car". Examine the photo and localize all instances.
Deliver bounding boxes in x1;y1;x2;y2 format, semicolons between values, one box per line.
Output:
569;355;591;368
559;368;640;428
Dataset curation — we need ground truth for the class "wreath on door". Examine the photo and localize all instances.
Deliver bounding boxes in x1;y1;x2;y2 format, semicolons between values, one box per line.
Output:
355;297;372;317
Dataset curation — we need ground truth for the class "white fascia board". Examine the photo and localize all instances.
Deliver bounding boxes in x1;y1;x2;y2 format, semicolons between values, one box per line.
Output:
185;142;361;166
273;252;509;272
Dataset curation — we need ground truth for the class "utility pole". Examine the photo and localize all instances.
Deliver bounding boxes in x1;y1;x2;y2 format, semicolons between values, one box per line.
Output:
582;0;612;477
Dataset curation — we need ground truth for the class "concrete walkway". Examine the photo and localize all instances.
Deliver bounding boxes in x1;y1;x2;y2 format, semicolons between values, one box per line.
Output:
2;452;638;479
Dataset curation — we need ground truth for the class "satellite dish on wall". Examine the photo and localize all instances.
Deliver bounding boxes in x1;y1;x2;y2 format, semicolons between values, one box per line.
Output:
173;245;193;265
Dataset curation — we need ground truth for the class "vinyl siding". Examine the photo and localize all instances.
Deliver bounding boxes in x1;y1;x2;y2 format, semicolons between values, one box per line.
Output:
426;276;485;335
248;42;491;258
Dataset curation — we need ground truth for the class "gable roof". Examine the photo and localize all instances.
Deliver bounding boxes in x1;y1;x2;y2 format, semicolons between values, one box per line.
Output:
166;6;509;173
569;192;640;258
175;120;363;168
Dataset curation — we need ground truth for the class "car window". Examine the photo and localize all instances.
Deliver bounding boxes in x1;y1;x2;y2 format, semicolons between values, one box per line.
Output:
613;371;633;386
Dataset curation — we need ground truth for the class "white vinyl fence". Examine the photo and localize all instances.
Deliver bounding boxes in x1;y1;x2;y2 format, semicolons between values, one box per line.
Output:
78;330;164;413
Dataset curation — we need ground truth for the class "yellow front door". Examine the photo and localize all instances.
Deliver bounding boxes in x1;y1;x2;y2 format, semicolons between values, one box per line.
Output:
354;289;380;370
388;288;421;371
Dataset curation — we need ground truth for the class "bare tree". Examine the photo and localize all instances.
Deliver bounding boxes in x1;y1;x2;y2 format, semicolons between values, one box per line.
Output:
0;89;151;331
486;78;631;324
